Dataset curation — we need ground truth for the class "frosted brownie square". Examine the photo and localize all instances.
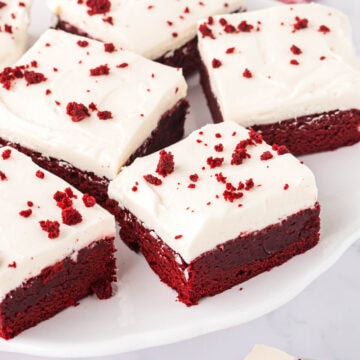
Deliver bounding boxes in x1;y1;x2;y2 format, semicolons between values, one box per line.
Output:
197;4;360;155
0;146;116;339
0;0;31;68
108;122;320;305
48;0;243;76
0;29;188;206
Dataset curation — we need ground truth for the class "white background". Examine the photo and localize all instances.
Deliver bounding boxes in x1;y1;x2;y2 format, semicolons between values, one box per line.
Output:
1;0;360;359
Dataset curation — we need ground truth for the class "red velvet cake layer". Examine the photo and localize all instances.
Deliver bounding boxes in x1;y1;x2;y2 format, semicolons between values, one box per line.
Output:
199;61;360;156
108;201;320;306
56;20;200;77
0;237;116;340
0;99;188;207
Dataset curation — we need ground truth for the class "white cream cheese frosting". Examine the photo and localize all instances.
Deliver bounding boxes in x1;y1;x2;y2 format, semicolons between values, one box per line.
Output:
244;345;297;360
47;0;243;60
197;3;360;127
108;122;318;264
0;0;31;68
0;146;115;301
0;29;187;179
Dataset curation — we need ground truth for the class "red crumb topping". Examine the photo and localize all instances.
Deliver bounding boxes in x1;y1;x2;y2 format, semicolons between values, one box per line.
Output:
85;0;110;15
215;133;222;138
1;149;11;160
88;102;97;111
8;261;16;268
56;196;73;210
174;235;183;240
39;220;60;239
82;193;96;207
272;144;289;155
245;178;254;190
231;146;250;165
249;129;263;144
223;188;243;202
284;184;290;190
260;151;273;161
188;183;196;189
0;170;7;181
199;23;215;39
215;172;227;184
189;174;199;182
0;2;7;9
66;102;90;122
77;40;89;47
24;71;47;85
214;144;224;152
30;61;38;68
172;32;178;38
104;42;115;52
19;209;32;218
90;64;110;76
293;16;308;32
62;207;82;225
238;20;254;32
156;150;175;177
132;186;138;192
207;156;224;168
65;187;77;199
117;62;129;68
97;110;113;120
212;58;222;68
320;56;326;61
144;174;163;186
45;89;52;95
242;68;253;78
35;170;45;179
226;47;235;54
27;201;34;207
290;45;302;55
4;24;12;34
318;25;330;34
290;59;300;65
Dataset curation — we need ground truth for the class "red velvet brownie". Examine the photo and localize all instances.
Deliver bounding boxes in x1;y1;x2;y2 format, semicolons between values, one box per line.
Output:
197;4;360;155
0;29;188;206
0;0;31;68
47;0;243;77
108;122;320;306
0;146;116;339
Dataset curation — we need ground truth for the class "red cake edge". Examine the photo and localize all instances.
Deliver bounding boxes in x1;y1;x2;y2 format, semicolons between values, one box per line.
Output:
0;236;116;340
0;99;189;207
199;60;360;156
106;199;320;306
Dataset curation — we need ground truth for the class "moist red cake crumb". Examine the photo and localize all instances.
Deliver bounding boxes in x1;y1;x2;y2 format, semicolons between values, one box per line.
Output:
66;102;90;122
143;174;163;186
260;151;273;160
212;58;222;68
156;150;175;177
214;144;224;152
0;171;7;181
2;148;11;159
238;20;254;32
24;71;47;85
62;207;83;225
0;2;7;9
104;42;115;52
77;40;89;47
226;47;235;54
199;23;215;39
90;64;110;76
189;174;199;182
293;16;309;32
39;220;60;239
85;0;110;15
35;170;45;178
318;25;330;34
97;110;113;120
290;45;302;55
290;59;300;65
116;62;128;68
242;68;253;78
19;209;32;218
207;156;224;168
82;193;96;207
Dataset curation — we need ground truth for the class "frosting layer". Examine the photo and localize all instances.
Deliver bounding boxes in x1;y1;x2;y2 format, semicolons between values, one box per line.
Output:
197;3;360;127
108;122;318;263
47;0;243;59
0;147;115;301
244;345;297;360
0;29;187;179
0;0;31;68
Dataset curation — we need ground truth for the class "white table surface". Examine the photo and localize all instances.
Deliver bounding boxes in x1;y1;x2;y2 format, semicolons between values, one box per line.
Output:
1;0;360;359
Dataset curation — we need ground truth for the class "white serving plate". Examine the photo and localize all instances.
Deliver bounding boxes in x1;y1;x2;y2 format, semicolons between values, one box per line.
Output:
1;0;359;357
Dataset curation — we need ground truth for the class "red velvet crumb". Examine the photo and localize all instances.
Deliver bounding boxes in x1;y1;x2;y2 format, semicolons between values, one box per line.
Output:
35;170;45;179
104;42;115;52
242;68;253;78
19;209;32;218
0;170;7;181
207;156;224;168
260;151;273;160
226;47;235;54
85;0;111;15
238;20;254;32
293;17;308;32
117;63;129;68
39;220;60;239
174;235;183;240
189;174;199;182
156;150;175;177
0;2;7;9
66;102;90;122
290;59;300;65
77;40;89;47
27;201;34;207
215;172;227;184
199;23;215;39
188;183;196;189
90;64;110;76
249;128;263;144
290;45;302;55
62;207;82;225
143;174;163;186
97;110;113;120
212;58;222;68
318;25;330;34
82;193;96;207
24;71;47;85
8;261;17;268
245;178;254;190
284;183;290;190
1;148;11;160
214;143;224;152
272;144;289;155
